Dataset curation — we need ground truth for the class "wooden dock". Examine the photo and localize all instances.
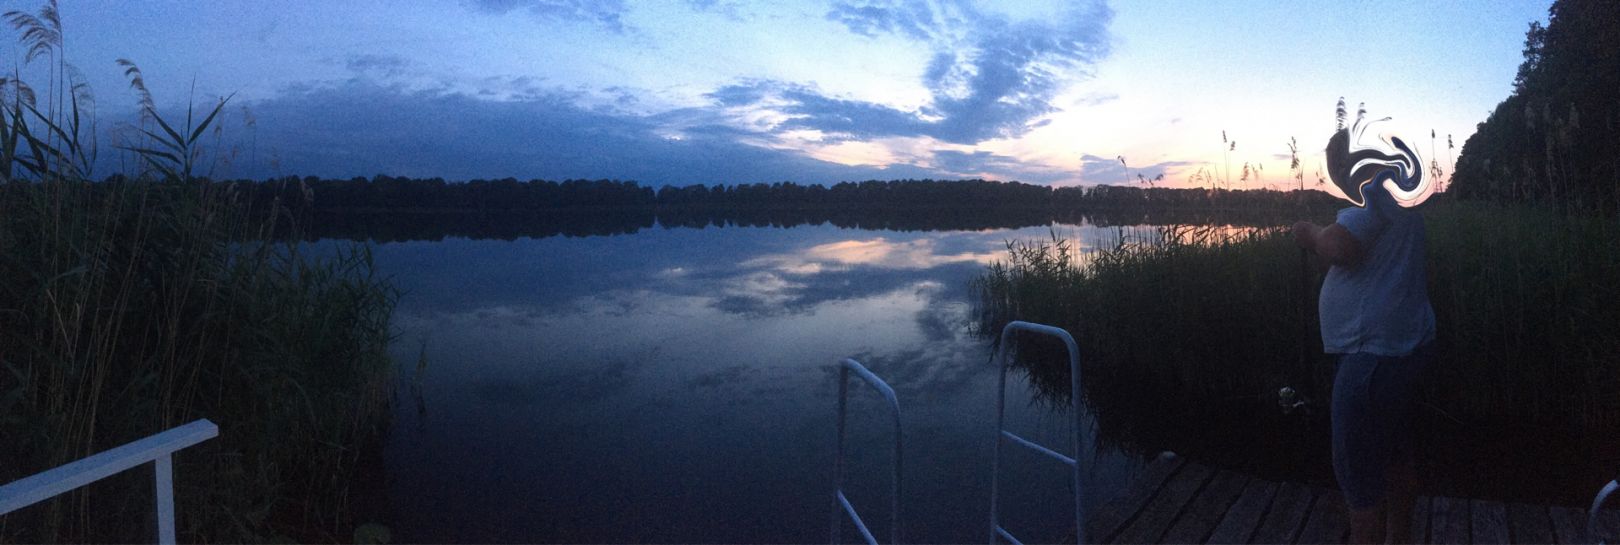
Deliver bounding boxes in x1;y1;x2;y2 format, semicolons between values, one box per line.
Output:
1084;452;1617;544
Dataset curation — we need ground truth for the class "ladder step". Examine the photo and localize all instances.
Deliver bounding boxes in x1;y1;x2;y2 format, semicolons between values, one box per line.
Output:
1001;430;1077;468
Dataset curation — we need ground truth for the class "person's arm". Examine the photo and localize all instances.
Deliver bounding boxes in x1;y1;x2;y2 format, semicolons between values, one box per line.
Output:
1293;221;1365;267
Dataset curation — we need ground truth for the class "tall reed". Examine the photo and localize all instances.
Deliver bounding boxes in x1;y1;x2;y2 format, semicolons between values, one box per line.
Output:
974;201;1620;439
0;3;397;541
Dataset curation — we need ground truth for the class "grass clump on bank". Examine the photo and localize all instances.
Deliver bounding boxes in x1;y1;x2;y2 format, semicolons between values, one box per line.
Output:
0;4;398;540
974;202;1620;439
974;223;1324;411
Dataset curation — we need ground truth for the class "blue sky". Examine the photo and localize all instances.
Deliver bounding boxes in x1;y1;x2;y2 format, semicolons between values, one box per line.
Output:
20;0;1551;189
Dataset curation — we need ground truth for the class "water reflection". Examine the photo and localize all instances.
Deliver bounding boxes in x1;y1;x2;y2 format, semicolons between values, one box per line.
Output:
303;207;1309;243
375;222;1145;543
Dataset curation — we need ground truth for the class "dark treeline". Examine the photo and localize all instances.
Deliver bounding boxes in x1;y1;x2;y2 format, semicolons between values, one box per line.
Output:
1451;0;1620;213
214;175;1340;212
139;175;1346;241
105;175;1342;241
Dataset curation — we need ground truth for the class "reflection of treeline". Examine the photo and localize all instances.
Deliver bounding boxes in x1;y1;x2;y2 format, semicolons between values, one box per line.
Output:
299;205;1336;243
149;175;1343;241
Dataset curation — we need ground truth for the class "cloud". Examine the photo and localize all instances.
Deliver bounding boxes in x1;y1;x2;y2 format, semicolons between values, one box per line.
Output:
682;0;751;20
710;0;1112;145
744;237;1000;272
704;80;776;107
826;1;943;41
704;236;1004;317
224;80;951;185
706;262;982;318
1074;92;1119;107
344;54;411;78
1079;153;1196;185
931;149;1069;183
469;0;630;32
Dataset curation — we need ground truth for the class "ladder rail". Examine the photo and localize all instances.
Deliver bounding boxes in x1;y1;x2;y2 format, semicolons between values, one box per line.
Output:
832;357;903;545
989;321;1086;545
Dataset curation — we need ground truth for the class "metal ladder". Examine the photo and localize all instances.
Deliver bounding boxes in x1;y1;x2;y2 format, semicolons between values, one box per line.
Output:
1590;477;1620;544
988;321;1087;545
831;357;903;545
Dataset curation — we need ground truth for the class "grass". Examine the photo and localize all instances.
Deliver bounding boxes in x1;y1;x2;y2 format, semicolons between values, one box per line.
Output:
0;3;398;541
973;200;1620;441
975;222;1322;406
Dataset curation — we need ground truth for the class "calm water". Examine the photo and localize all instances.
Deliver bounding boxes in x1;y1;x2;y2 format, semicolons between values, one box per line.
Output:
367;221;1153;543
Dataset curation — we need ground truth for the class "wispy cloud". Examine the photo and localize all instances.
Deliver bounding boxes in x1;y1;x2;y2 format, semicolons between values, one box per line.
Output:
1079;153;1195;185
744;237;1000;273
826;0;946;41
682;0;752;20
931;149;1069;183
713;0;1112;145
469;0;630;32
218;80;949;184
344;54;412;78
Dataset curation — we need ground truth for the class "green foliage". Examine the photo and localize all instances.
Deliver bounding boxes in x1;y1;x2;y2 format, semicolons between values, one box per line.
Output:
1452;0;1620;213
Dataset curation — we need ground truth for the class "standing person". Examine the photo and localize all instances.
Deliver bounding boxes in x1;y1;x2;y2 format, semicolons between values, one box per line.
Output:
1293;126;1435;544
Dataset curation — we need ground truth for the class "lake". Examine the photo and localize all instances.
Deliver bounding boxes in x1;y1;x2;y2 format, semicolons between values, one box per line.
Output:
364;219;1160;543
349;212;1610;543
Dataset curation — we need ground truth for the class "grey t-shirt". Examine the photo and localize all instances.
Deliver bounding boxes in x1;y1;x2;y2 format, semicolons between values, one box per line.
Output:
1318;184;1436;356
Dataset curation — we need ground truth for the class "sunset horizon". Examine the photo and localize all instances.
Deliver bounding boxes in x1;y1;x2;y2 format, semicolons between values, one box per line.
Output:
14;1;1550;191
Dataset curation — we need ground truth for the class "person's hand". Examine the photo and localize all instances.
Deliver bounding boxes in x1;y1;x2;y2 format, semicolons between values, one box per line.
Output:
1292;221;1317;250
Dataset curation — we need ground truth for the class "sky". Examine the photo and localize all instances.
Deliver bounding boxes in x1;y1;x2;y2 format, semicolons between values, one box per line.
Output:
11;0;1553;189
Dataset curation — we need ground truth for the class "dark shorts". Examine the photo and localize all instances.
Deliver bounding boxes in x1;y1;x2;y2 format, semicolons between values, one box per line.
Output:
1331;342;1433;509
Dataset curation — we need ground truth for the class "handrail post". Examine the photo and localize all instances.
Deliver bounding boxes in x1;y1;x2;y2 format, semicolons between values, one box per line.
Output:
156;453;176;545
0;419;217;544
1066;329;1085;545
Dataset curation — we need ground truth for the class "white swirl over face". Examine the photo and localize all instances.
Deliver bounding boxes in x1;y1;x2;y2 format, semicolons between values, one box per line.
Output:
1347;117;1434;208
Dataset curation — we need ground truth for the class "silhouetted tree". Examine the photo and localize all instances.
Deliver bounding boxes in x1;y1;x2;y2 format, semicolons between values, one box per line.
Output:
1452;0;1620;213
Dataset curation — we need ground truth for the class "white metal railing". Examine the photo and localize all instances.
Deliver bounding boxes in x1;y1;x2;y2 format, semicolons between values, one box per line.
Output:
989;321;1086;545
0;419;219;545
1591;477;1620;544
832;358;902;545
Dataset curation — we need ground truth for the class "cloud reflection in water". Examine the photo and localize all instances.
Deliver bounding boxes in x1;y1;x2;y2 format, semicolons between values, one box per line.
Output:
375;223;1120;543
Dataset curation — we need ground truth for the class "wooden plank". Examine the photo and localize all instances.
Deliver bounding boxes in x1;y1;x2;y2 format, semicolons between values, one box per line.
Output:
1410;496;1432;544
1250;482;1315;545
1548;506;1585;544
1297;488;1348;544
1160;470;1249;544
1207;479;1279;545
1085;452;1187;543
1470;500;1509;545
1111;461;1214;544
1506;503;1554;545
1430;496;1471;545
